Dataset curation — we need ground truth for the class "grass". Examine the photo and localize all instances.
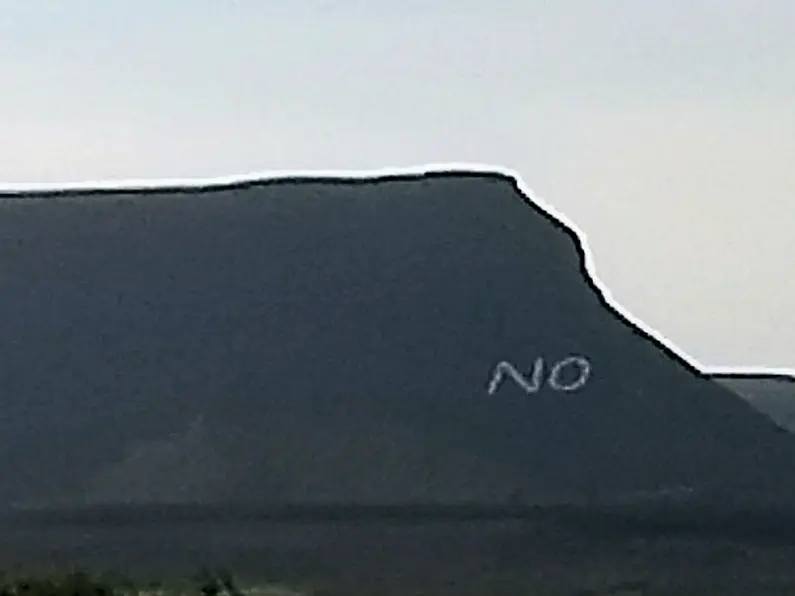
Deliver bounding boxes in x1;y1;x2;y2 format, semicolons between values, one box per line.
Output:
4;556;795;596
7;504;795;595
0;569;312;596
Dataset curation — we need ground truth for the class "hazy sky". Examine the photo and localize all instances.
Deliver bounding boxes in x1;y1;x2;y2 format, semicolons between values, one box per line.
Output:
1;1;794;369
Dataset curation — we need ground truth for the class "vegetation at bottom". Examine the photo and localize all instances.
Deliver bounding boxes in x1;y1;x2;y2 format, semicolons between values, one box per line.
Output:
0;567;307;596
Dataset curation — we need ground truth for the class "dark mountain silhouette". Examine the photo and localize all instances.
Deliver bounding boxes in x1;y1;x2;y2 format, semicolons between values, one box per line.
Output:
713;373;795;433
2;170;795;511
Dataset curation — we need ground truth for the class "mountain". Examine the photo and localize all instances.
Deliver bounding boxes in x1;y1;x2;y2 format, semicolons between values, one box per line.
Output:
2;169;795;510
713;374;795;433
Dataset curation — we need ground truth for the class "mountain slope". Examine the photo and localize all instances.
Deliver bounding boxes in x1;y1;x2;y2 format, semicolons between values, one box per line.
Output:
713;374;795;433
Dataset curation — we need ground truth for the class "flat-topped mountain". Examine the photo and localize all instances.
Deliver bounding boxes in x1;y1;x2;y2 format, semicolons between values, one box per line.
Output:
2;170;795;510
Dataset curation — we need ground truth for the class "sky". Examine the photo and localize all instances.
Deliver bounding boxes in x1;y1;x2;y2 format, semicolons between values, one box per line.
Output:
1;0;794;369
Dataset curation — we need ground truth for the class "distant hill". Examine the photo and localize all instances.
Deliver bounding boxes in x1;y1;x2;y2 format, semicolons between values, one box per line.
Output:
2;170;795;510
713;374;795;433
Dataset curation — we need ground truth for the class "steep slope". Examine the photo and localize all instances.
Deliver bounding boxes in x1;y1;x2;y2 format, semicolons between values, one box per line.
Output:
1;171;795;509
714;374;795;433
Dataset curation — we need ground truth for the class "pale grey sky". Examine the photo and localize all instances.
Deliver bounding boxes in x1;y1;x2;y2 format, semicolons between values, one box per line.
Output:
1;1;794;369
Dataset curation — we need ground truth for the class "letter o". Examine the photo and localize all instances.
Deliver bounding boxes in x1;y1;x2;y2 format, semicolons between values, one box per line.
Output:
548;356;591;392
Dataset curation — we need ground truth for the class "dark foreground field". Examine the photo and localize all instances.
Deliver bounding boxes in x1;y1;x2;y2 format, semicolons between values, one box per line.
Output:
3;504;795;595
